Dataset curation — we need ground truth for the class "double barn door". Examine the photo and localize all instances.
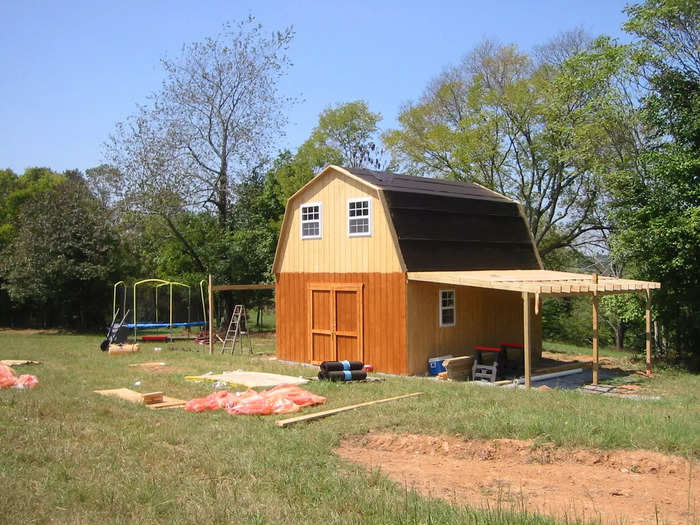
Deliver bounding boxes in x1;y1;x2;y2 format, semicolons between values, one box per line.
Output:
308;283;363;363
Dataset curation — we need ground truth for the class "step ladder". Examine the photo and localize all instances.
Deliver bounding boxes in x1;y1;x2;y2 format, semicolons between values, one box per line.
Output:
220;305;252;354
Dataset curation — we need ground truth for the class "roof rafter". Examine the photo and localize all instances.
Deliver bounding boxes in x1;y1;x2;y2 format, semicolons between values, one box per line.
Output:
407;270;660;296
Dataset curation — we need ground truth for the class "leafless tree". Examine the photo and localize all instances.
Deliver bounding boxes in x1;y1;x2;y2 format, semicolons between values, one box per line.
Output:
106;18;294;231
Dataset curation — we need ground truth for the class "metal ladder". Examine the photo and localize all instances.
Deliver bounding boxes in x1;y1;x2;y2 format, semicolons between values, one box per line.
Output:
220;305;251;354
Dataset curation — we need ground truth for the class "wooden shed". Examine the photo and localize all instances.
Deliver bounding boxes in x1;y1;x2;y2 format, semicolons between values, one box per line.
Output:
272;165;660;376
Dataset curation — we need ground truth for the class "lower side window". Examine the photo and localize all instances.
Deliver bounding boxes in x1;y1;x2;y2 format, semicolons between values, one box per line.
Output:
440;289;455;326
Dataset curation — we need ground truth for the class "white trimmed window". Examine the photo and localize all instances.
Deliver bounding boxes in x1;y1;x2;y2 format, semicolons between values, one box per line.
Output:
347;198;372;237
439;289;456;327
300;202;322;239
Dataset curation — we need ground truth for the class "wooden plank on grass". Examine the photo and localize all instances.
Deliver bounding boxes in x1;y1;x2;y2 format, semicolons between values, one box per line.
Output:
142;392;164;405
147;396;186;409
94;388;144;404
1;359;40;366
94;388;186;409
276;392;423;427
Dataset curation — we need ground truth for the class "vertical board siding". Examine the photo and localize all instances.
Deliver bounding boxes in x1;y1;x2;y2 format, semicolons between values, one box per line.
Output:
406;281;542;375
276;170;403;273
276;272;407;374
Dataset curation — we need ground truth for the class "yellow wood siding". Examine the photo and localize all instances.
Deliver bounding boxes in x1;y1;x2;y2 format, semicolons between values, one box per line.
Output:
276;169;402;273
405;281;542;375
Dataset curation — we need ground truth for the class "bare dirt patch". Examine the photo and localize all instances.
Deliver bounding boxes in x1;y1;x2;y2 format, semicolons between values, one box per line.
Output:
337;433;698;525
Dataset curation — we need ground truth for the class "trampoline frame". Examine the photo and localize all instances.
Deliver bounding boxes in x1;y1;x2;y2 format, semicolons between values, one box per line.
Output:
112;278;209;341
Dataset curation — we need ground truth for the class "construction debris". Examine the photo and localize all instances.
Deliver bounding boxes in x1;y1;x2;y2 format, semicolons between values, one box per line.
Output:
276;392;423;428
185;384;326;415
108;344;140;355
580;384;660;400
184;370;307;388
0;363;39;389
93;388;186;409
0;359;40;367
141;391;164;405
443;356;474;381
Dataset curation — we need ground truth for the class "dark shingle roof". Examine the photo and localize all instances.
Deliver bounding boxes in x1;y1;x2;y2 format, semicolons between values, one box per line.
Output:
343;167;540;272
345;167;512;203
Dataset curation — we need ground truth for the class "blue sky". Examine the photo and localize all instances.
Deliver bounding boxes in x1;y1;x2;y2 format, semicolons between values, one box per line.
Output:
0;0;631;174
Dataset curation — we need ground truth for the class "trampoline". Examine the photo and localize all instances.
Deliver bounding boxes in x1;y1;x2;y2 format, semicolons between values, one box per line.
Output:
125;321;205;329
112;278;209;341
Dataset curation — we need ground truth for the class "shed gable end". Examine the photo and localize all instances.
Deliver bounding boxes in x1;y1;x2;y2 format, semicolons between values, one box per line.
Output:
275;168;403;273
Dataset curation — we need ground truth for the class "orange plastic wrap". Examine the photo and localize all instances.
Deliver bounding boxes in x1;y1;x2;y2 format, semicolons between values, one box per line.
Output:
0;364;39;389
0;364;16;388
265;384;327;407
14;374;39;389
187;385;326;415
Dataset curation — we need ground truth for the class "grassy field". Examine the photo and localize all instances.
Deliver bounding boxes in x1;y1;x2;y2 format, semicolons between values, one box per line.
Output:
1;331;698;524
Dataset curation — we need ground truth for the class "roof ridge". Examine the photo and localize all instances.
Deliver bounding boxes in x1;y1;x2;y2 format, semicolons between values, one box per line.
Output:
343;166;512;202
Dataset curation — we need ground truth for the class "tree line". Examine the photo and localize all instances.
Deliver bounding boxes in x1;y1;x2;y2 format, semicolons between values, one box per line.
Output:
0;2;697;366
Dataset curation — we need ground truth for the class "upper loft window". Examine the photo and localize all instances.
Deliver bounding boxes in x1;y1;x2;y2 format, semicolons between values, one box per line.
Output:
348;198;372;237
439;289;456;327
300;202;322;239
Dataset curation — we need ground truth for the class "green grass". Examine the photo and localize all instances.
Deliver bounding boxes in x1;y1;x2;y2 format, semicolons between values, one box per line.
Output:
1;332;698;524
542;340;637;361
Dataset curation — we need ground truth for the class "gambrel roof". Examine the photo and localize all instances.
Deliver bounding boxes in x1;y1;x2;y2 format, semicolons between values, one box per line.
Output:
343;167;541;272
273;165;542;273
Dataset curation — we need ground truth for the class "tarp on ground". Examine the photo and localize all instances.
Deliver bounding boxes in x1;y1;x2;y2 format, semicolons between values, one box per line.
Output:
184;370;308;388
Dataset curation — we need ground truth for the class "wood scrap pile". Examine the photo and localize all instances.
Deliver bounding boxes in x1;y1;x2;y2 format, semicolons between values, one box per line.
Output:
93;388;186;409
435;356;474;381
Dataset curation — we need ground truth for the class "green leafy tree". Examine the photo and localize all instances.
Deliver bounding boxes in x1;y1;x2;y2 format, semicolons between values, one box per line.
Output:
606;0;700;364
307;100;384;169
1;172;122;329
270;100;383;208
562;0;700;362
383;35;609;260
0;169;18;250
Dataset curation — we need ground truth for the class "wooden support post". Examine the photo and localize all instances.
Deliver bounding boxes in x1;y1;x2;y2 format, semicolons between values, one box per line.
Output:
645;289;652;376
522;292;532;389
592;274;599;385
208;274;214;356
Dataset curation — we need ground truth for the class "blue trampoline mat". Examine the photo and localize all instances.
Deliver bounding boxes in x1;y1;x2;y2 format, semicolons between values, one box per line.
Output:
124;321;206;329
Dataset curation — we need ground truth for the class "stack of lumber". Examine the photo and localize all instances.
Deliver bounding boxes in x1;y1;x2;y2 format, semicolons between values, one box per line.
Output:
94;388;186;409
443;356;474;381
